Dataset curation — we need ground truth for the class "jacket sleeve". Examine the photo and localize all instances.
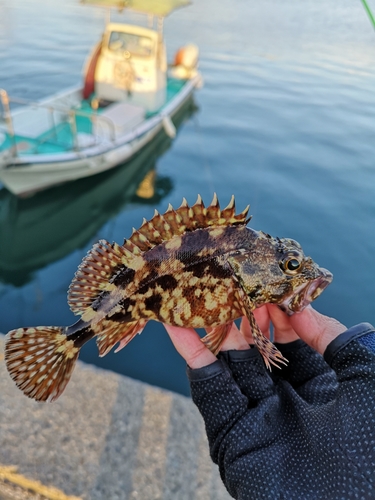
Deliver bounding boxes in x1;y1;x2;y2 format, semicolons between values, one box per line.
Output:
323;323;375;487
188;323;375;499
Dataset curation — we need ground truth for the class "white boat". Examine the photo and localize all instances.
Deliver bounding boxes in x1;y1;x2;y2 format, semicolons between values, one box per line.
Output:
0;97;195;286
0;0;201;197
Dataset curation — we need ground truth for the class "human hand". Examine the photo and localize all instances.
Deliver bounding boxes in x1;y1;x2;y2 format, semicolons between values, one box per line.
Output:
164;311;374;500
164;305;346;368
251;304;346;354
163;321;248;369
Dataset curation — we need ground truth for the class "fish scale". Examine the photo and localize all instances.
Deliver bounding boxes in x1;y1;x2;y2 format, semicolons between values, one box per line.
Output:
4;194;333;402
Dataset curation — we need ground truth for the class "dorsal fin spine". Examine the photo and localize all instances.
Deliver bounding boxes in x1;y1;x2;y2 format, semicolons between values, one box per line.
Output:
138;220;163;245
206;193;221;223
192;195;207;226
176;201;195;229
129;228;152;251
220;195;236;220
211;192;219;206
150;211;173;240
122;240;142;256
162;206;184;234
234;205;251;223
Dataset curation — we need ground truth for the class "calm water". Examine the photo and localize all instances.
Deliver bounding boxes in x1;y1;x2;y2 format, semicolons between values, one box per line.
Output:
1;0;375;396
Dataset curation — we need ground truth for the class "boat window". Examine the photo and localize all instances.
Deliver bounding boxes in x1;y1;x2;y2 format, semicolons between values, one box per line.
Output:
108;31;154;57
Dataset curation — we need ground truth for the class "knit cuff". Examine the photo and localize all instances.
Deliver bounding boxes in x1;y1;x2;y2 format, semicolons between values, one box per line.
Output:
274;339;307;353
187;359;228;382
324;323;375;366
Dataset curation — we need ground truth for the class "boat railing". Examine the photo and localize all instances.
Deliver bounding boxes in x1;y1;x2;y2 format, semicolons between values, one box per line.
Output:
0;89;17;155
0;89;118;157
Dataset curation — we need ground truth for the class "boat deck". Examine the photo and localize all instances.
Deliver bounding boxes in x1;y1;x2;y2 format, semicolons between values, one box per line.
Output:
0;78;186;156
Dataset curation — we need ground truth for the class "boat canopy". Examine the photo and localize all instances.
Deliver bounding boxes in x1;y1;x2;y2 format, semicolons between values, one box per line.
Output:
81;0;191;17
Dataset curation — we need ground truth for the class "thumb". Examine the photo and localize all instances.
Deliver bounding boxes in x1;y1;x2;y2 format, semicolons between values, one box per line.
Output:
164;324;217;368
289;306;346;355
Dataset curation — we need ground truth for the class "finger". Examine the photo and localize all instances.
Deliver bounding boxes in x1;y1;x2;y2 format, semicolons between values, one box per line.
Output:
289;306;347;355
220;346;275;403
240;316;253;344
220;322;250;351
253;305;271;336
164;324;217;369
266;304;300;344
267;305;342;405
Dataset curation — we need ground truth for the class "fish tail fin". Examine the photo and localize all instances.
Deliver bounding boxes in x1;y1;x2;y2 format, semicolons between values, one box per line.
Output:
5;326;79;402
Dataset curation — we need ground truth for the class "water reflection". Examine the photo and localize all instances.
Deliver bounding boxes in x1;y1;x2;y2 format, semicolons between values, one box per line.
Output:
0;96;196;286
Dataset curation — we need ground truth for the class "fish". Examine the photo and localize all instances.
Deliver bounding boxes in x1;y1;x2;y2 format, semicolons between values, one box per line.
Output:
4;194;333;402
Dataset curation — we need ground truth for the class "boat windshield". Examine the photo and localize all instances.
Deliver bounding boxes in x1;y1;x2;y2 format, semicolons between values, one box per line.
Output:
108;31;154;57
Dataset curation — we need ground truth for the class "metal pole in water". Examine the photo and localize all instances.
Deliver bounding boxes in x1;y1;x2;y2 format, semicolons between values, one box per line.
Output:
361;0;375;31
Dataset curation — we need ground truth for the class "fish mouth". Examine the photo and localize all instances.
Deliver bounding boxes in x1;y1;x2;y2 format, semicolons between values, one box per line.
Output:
279;267;333;315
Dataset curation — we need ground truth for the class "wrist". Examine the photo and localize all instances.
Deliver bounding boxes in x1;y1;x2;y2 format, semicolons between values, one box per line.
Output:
187;349;217;369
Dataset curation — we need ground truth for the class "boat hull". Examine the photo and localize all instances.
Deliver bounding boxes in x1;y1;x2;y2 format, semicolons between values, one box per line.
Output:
0;76;200;196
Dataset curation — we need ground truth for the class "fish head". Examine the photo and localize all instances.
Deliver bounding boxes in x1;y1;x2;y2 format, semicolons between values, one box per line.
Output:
228;232;333;314
274;236;333;314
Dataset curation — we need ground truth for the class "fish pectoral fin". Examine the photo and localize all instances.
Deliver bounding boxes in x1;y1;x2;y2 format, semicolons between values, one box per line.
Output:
235;287;288;370
201;322;233;355
96;319;147;357
247;311;288;370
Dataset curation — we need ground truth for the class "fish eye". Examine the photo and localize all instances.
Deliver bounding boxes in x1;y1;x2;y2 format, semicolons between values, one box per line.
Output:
280;256;303;275
286;258;301;271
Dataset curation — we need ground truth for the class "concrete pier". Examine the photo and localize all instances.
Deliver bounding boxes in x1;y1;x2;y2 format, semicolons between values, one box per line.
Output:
0;334;231;499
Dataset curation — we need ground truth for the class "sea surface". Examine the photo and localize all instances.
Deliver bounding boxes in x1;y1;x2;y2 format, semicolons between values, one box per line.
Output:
0;0;375;396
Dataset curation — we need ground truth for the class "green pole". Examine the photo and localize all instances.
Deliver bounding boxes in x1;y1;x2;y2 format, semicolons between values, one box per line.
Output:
361;0;375;31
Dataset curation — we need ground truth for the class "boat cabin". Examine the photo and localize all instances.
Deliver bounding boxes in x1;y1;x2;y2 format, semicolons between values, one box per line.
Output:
93;23;167;112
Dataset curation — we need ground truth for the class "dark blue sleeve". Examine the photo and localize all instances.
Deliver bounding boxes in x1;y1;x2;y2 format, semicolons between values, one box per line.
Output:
188;324;375;499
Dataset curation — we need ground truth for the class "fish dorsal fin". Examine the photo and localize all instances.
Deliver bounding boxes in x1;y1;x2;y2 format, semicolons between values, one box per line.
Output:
67;195;251;315
174;197;195;230
136;194;251;242
68;239;135;315
149;210;174;240
128;227;153;252
162;203;184;234
184;194;251;228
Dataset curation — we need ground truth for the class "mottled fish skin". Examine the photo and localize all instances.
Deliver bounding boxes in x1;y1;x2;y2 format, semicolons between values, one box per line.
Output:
88;225;254;328
4;194;333;402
